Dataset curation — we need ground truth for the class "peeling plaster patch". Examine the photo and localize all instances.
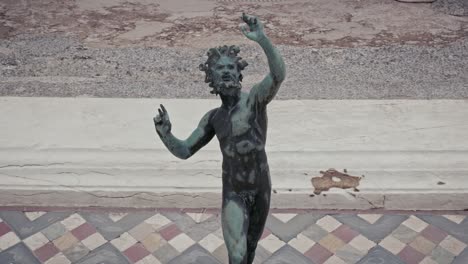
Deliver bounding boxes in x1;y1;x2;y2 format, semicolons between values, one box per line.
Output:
311;169;362;195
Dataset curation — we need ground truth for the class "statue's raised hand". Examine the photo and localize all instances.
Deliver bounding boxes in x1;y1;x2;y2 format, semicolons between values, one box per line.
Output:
241;13;265;42
154;104;172;135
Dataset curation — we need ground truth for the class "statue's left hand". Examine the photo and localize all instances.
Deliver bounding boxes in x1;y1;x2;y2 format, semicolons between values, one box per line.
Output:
241;13;265;42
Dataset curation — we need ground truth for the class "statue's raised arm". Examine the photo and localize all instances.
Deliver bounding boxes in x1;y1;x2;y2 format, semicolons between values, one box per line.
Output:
241;13;286;105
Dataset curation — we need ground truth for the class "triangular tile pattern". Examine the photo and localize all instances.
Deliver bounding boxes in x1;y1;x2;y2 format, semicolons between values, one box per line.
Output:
108;213;128;223
272;213;297;223
0;211;71;239
1;210;467;264
357;214;383;224
333;214;409;242
418;214;468;244
24;212;46;222
266;213;325;242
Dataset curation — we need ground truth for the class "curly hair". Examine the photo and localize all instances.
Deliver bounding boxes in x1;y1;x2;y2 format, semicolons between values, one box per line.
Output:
199;45;249;91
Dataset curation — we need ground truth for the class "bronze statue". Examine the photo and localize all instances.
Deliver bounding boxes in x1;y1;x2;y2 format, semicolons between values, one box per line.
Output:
154;13;285;264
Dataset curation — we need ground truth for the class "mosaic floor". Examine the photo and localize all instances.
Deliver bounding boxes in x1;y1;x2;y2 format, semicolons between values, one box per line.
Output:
0;209;467;264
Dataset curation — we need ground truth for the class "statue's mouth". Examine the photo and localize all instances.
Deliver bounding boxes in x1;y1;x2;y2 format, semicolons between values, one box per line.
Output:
222;75;232;82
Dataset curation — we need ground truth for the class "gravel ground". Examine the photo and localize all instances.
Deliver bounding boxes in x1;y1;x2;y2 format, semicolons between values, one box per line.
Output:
1;34;467;99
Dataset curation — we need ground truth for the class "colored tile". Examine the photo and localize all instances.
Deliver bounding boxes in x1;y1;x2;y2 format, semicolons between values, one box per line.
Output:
74;243;131;264
324;255;346;264
317;216;342;232
199;234;224;253
348;235;376;253
439;235;467;255
409;236;436;255
263;245;312;264
259;234;286;253
0;232;20;250
356;246;405;264
332;225;359;243
160;224;182;241
304;243;333;264
111;232;138;251
144;214;172;231
136;254;162;264
141;233;167;253
109;213;128;222
168;233;195;253
357;214;382;224
302;224;328;242
431;246;456;264
443;215;466;224
0;243;41;264
25;212;46;221
63;242;89;263
42;222;67;241
153;243;179;264
261;228;272;240
266;213;324;243
288;234;316;254
391;225;419;244
34;242;60;262
402;216;429;233
81;233;107;251
378;235;406;255
421;225;448;244
53;232;79;251
273;213;298;223
61;214;86;231
124;243;150;263
397;246;426;264
186;213;214;224
335;244;366;264
0;222;11;237
168;244;221;264
23;232;49;251
319;234;346;253
45;253;71;264
0;211;70;239
129;222;154;242
72;223;97;241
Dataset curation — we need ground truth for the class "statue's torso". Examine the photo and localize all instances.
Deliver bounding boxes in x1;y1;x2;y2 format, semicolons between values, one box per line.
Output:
210;93;271;192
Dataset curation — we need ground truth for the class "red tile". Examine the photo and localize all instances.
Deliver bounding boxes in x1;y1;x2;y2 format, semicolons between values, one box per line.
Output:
421;225;448;244
304;244;333;264
34;242;60;262
159;224;182;241
260;228;272;240
0;222;12;237
124;243;150;263
398;245;426;264
332;225;359;243
71;222;97;240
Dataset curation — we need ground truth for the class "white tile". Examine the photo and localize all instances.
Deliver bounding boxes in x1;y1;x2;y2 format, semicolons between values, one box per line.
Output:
23;232;49;250
401;216;428;232
199;234;224;252
169;233;195;253
45;253;71;264
61;214;86;230
186;213;213;224
439;235;467;255
259;234;285;253
273;213;297;223
378;236;406;254
316;216;342;232
357;214;382;224
144;214;171;230
81;233;107;251
348;235;376;253
443;215;466;224
0;232;20;250
111;232;137;251
288;234;315;253
324;255;347;264
136;254;162;264
24;211;46;221
108;212;128;222
419;257;438;264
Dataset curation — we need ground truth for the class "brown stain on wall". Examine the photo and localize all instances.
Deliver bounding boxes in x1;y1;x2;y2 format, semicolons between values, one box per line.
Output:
311;169;361;195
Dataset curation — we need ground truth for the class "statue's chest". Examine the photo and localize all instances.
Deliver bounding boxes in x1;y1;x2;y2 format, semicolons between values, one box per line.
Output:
212;108;252;140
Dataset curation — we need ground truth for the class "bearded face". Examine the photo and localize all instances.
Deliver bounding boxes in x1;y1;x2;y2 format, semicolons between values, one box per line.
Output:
210;56;242;96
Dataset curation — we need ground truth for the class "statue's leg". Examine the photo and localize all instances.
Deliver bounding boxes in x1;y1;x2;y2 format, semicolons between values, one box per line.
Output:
222;192;249;264
246;190;271;264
